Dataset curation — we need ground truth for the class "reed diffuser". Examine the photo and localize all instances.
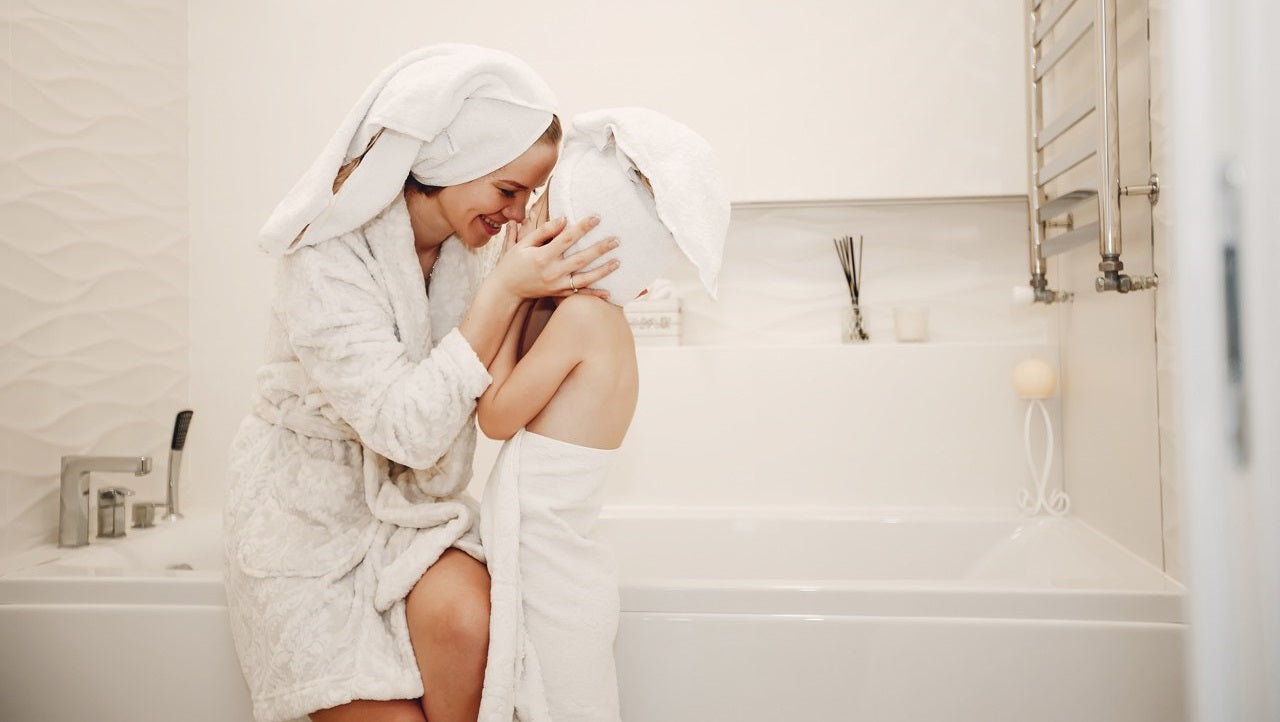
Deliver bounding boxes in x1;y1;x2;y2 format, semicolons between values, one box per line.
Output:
833;234;868;342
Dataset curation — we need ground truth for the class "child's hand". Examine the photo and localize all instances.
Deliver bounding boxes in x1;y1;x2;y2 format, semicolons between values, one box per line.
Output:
504;194;550;253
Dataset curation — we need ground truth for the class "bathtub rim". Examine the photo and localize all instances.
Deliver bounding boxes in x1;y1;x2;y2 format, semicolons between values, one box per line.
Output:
0;574;1184;627
2;506;1185;625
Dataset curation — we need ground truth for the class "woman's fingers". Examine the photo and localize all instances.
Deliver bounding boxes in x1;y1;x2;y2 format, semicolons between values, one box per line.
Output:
550;271;611;299
516;216;568;248
561;234;619;273
568;256;620;293
566;285;611;300
546;233;620;297
495;212;620;300
543;214;600;251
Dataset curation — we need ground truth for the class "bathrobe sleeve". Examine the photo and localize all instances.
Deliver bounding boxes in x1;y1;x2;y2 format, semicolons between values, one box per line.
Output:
277;237;492;469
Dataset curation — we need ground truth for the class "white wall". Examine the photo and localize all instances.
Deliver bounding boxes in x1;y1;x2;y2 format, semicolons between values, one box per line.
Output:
186;1;1032;514
1149;0;1183;581
464;198;1059;509
189;0;1025;205
0;1;1167;570
1037;0;1171;570
0;0;189;556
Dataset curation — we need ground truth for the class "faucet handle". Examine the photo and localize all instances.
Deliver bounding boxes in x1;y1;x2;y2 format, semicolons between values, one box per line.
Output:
98;486;136;504
96;486;134;539
132;500;165;528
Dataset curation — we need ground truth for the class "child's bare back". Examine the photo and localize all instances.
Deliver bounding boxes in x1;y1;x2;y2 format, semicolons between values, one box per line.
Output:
521;294;638;450
477;292;637;451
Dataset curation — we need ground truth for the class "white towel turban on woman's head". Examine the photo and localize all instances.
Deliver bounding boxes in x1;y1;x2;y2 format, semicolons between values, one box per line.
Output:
258;44;558;255
549;107;730;304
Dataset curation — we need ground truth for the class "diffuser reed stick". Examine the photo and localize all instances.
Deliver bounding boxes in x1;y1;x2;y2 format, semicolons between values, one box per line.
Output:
833;234;868;341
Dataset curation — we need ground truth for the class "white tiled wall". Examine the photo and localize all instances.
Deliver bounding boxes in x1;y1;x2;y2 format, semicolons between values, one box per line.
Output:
1;2;1176;578
467;198;1063;510
1037;0;1174;571
0;0;189;557
664;200;1050;347
1148;0;1183;582
185;0;1026;206
184;0;1035;516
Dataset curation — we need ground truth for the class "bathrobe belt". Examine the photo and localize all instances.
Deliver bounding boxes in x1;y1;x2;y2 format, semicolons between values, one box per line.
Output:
251;393;358;442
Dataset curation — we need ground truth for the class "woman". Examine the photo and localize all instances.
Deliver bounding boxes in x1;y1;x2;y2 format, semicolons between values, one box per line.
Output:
223;45;618;722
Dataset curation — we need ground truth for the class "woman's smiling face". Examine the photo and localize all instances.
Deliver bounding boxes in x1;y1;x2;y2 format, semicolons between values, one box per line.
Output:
433;139;559;249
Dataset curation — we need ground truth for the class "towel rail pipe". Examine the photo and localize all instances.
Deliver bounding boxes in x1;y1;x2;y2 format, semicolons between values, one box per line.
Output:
1040;189;1097;222
1025;0;1048;291
1038;97;1095;150
1034;0;1081;44
1043;222;1102;257
1038;143;1097;187
1094;0;1123;271
1035;10;1093;81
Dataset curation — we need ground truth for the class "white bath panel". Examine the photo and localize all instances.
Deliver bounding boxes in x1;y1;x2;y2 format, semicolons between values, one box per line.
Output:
615;613;1185;722
0;605;254;722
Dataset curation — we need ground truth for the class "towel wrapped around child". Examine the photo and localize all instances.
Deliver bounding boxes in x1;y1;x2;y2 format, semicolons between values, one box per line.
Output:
476;107;730;721
478;429;621;722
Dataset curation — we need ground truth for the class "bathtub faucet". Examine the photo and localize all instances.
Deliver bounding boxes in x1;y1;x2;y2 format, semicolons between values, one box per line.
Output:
59;455;152;547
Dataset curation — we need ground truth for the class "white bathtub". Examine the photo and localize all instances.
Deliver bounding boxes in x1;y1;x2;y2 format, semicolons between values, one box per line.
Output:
0;508;1186;722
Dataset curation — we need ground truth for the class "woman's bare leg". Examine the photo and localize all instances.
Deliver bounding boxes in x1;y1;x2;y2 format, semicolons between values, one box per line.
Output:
405;548;492;722
310;698;426;722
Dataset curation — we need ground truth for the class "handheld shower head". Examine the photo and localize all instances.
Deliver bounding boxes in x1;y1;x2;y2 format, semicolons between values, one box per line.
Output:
164;410;193;521
171;409;194;451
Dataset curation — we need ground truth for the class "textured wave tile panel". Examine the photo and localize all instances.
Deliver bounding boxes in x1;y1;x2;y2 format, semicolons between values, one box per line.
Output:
0;0;189;558
0;367;184;432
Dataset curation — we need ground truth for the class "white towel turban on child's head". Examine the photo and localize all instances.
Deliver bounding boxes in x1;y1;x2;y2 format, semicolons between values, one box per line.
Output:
549;108;730;304
258;44;558;255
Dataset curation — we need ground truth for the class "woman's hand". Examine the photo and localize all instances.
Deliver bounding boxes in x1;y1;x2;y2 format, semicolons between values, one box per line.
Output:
460;193;619;366
493;194;619;300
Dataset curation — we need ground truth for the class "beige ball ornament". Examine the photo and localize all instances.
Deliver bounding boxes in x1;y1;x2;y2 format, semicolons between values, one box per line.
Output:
1013;358;1057;399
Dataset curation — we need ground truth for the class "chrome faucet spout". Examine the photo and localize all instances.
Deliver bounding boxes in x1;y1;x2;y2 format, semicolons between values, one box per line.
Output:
59;455;152;547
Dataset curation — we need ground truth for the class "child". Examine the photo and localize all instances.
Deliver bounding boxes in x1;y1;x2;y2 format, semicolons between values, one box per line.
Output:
475;108;729;722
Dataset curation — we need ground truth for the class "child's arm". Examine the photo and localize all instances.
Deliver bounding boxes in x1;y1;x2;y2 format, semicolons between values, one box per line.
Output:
483;298;532;395
476;296;595;441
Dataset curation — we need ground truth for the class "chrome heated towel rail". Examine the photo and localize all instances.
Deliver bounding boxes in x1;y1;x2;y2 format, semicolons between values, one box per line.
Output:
1024;0;1158;302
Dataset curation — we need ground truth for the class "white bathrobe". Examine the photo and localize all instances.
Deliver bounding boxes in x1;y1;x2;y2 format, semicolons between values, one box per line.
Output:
223;196;491;722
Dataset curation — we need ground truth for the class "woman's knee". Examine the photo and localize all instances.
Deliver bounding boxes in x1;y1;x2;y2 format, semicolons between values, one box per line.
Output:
405;550;491;652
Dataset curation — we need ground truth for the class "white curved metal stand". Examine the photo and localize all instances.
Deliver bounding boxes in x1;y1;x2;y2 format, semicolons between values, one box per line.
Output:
1016;398;1070;516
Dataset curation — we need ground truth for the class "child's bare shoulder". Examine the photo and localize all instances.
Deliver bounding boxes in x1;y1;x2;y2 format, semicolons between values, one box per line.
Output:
544;295;630;357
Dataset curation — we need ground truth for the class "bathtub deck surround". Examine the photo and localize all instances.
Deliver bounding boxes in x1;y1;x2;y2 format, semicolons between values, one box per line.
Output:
0;508;1184;722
